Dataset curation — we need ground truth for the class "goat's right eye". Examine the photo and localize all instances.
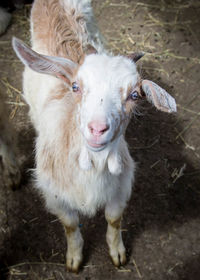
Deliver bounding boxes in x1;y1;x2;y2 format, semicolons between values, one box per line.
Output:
72;82;80;92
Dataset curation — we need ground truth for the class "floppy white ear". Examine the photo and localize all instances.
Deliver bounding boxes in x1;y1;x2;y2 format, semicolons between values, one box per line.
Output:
12;37;78;84
142;80;177;113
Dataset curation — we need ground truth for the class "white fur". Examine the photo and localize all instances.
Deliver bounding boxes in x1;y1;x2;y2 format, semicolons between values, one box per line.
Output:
12;0;177;271
16;0;137;271
79;145;92;170
78;54;138;148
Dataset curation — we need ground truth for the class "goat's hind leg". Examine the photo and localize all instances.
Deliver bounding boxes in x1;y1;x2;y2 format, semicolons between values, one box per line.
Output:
60;211;83;273
105;203;126;267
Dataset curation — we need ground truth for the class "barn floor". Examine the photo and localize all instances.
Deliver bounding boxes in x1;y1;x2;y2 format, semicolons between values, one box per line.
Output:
0;0;200;279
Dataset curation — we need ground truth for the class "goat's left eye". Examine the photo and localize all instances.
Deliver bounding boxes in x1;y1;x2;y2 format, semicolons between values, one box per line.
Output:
129;90;139;101
72;82;80;92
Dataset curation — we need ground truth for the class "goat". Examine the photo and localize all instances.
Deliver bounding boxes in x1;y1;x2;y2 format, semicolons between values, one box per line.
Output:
12;0;176;272
0;92;21;188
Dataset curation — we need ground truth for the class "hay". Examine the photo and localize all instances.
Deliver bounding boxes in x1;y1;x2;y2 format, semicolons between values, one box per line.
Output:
133;259;142;278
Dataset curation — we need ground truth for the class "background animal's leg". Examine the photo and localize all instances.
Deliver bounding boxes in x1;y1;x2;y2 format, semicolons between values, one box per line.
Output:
0;92;21;188
60;211;83;273
105;203;126;267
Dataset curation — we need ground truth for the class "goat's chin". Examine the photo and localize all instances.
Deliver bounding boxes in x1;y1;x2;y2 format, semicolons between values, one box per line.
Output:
86;141;108;152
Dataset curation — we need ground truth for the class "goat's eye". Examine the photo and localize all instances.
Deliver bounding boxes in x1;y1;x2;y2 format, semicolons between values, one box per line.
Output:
129;90;139;101
72;82;80;92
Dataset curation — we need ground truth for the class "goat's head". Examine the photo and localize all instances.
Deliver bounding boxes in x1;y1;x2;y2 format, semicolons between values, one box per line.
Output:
75;54;143;151
13;37;176;153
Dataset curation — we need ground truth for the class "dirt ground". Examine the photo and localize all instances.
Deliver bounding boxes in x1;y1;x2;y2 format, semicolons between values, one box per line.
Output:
0;0;200;279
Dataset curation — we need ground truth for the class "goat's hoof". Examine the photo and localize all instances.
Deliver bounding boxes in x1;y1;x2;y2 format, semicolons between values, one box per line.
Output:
66;255;82;273
110;249;126;267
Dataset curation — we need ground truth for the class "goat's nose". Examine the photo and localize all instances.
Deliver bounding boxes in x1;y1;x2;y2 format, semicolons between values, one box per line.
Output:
88;121;110;136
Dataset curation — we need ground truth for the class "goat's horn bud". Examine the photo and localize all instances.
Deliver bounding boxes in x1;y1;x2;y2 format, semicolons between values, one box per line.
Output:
85;44;97;55
127;52;145;62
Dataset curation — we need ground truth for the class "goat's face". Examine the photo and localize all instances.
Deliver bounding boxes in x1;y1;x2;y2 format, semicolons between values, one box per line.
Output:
12;38;176;153
75;54;140;152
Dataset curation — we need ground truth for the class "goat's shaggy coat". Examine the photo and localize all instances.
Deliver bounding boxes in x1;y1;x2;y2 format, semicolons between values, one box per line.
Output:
13;0;176;272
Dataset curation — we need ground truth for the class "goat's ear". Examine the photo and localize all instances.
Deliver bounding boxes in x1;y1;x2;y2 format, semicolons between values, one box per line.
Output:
12;37;78;84
128;52;145;63
141;80;177;113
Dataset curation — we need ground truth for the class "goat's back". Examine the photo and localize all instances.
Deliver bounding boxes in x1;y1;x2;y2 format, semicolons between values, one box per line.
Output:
31;0;92;62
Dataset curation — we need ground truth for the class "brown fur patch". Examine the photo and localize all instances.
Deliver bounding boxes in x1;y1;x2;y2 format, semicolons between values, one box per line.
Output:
107;217;121;229
122;80;143;115
46;84;69;103
38;116;79;183
64;225;77;235
39;82;81;181
31;0;86;63
56;73;71;85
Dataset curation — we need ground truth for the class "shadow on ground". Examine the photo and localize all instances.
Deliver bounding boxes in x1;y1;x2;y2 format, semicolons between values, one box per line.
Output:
0;0;200;279
0;92;199;279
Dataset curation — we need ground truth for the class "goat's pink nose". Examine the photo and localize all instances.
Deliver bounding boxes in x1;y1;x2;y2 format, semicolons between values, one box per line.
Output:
88;121;110;136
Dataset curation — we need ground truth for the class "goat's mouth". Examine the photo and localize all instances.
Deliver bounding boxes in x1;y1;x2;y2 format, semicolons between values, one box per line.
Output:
86;140;107;152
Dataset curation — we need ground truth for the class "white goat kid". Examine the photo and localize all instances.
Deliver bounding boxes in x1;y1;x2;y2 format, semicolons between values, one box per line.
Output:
12;0;176;273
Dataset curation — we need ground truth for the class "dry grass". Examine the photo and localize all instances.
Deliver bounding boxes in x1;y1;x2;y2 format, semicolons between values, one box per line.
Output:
0;78;24;119
0;2;200;279
95;0;200;160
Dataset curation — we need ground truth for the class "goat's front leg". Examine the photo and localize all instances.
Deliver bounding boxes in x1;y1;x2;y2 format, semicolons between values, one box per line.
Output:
105;204;126;267
60;213;83;273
